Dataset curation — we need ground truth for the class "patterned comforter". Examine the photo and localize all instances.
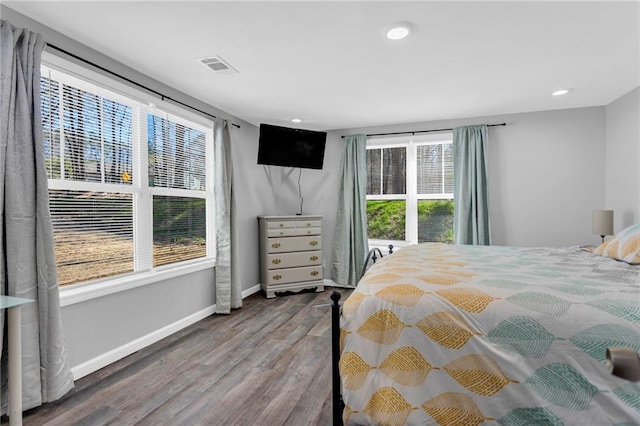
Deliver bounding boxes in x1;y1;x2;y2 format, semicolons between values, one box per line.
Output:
339;243;640;425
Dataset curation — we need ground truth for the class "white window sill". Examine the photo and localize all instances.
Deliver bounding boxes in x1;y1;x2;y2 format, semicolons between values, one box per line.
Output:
60;258;216;307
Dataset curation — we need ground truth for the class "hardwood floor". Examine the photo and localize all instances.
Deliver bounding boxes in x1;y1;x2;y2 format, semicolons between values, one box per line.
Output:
16;287;352;426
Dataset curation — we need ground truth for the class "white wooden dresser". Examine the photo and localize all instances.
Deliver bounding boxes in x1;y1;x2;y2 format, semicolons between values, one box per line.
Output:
258;215;324;298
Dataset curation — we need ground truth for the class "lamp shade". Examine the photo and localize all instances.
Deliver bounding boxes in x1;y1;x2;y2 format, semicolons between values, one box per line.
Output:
592;210;614;236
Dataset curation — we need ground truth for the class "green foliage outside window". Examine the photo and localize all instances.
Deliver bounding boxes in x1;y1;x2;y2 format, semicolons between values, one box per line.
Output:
417;200;454;243
367;199;454;243
153;196;206;267
367;200;406;241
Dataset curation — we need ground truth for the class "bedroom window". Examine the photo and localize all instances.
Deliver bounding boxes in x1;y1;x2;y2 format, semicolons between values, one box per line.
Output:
366;134;454;245
40;65;214;287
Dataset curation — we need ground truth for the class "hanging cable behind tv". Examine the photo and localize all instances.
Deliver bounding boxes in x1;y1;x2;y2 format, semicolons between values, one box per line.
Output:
297;168;304;215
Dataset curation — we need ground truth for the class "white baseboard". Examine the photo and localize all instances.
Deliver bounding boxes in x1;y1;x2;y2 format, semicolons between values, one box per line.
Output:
71;303;217;380
323;278;337;287
71;284;263;381
242;283;261;298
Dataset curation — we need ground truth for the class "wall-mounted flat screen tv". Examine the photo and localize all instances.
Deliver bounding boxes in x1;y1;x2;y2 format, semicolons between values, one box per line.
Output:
257;123;327;170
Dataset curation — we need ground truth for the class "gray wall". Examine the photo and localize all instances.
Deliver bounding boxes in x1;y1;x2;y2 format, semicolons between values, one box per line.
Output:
605;87;640;230
235;129;343;275
328;107;607;248
63;268;214;369
261;106;613;285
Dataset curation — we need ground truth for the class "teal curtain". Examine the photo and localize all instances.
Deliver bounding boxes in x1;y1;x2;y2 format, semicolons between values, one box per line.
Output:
453;125;491;245
330;134;369;287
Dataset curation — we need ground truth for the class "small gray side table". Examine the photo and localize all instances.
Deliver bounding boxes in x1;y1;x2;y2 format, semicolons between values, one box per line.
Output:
1;296;34;426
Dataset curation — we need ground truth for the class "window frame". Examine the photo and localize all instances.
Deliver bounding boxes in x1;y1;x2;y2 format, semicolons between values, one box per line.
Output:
41;52;216;306
366;132;453;246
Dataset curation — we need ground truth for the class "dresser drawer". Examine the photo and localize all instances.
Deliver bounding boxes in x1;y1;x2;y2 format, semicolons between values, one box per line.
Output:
267;228;297;238
295;227;321;236
266;220;296;229
267;235;322;253
267;265;323;285
267;250;321;269
296;219;322;228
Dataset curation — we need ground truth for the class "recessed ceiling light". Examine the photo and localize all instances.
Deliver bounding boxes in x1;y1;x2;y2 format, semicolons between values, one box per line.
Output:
552;89;571;96
291;118;302;123
385;22;413;40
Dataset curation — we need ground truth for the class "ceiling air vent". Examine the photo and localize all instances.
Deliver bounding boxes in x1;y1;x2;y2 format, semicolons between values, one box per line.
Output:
200;56;238;75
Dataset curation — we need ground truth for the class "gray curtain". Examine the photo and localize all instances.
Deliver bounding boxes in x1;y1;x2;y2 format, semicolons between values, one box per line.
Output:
330;134;369;287
214;118;241;313
453;125;491;245
0;20;74;411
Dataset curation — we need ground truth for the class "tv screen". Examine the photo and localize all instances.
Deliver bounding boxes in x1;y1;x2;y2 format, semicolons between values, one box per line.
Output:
257;124;327;170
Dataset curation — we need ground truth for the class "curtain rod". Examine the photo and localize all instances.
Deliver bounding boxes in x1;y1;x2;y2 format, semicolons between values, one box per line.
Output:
45;43;241;129
341;123;506;138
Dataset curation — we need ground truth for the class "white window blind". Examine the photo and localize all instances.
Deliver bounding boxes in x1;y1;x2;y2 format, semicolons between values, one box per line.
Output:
49;190;134;285
416;143;454;196
40;65;214;287
148;114;207;191
146;113;208;267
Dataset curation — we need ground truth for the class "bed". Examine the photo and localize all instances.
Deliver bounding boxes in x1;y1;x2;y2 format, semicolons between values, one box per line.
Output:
332;224;640;425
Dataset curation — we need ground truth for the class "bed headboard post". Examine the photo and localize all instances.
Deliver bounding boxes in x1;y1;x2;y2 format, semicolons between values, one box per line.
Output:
331;290;343;425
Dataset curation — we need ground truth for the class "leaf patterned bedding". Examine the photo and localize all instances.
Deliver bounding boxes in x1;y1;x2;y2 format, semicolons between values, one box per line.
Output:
339;243;640;425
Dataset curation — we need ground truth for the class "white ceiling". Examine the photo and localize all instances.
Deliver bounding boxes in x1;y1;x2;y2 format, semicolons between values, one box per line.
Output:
5;1;640;131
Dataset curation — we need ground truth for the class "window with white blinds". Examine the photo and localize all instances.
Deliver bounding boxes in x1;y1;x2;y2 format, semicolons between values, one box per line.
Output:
366;135;454;244
146;114;209;267
40;65;214;287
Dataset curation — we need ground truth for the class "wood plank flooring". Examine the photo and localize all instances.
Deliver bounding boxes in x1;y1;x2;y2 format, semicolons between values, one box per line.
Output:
13;287;352;426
